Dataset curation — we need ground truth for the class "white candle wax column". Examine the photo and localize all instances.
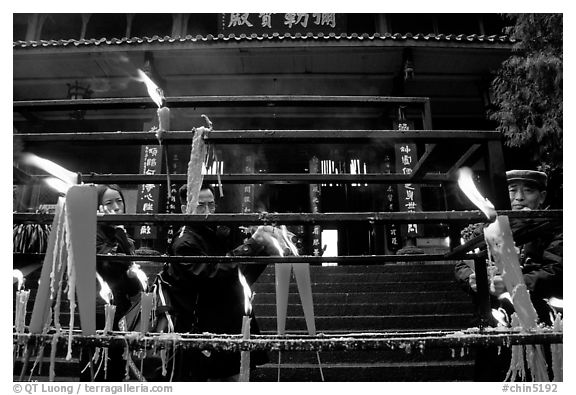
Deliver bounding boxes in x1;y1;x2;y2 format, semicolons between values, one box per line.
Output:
140;292;155;333
29;197;67;334
15;288;30;333
65;185;98;335
157;107;170;132
483;216;539;330
238;268;253;382
239;315;251;382
104;304;116;333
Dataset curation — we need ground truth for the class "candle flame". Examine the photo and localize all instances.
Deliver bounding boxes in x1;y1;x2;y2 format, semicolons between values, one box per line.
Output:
457;167;497;221
13;269;24;291
270;236;284;257
280;226;300;256
44;177;71;195
137;69;164;108
129;263;149;291
21;153;77;187
96;272;114;305
548;297;563;309
237;268;253;315
491;308;509;327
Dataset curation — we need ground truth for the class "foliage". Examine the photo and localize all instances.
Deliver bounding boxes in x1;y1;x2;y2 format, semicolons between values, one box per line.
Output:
489;14;563;175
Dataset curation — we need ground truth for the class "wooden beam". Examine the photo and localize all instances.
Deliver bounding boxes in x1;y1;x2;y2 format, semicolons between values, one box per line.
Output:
13;95;431;111
13;209;563;226
15;130;503;145
73;173;450;185
409;144;437;179
446;143;482;177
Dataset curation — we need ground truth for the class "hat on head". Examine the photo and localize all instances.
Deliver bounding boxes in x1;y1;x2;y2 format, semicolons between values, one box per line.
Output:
506;169;548;190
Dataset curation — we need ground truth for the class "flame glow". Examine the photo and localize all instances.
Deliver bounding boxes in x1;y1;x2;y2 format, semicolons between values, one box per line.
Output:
96;272;114;305
491;308;508;327
137;69;164;108
21;153;77;186
44;177;71;195
457;167;497;221
13;269;24;291
280;226;299;256
270;236;284;257
129;263;149;291
237;268;253;315
548;297;563;309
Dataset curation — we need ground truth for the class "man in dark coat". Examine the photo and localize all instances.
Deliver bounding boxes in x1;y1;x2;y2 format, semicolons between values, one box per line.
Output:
454;169;562;381
455;169;562;324
154;183;268;381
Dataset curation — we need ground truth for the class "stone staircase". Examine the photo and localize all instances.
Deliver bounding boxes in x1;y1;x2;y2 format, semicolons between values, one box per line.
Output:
249;262;476;381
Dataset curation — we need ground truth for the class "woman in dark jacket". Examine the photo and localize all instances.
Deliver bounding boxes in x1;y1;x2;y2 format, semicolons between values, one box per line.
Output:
82;184;145;381
95;184;145;328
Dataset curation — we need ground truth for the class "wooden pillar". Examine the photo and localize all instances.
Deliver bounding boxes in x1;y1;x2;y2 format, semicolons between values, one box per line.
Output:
422;98;433;130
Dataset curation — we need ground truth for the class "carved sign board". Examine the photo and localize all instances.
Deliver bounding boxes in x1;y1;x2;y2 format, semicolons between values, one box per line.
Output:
135;145;162;239
220;13;346;35
393;121;423;240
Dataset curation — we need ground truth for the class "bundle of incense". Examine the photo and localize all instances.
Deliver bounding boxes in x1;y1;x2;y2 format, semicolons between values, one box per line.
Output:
186;126;209;214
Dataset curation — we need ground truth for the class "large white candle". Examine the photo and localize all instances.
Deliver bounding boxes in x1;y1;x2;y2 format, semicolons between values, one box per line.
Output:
29;197;66;334
140;292;154;333
104;304;116;333
157;107;170;131
484;216;538;330
239;315;251;382
15;289;30;333
66;185;98;335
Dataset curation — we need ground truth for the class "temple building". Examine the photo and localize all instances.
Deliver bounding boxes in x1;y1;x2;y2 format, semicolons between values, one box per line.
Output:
14;13;557;382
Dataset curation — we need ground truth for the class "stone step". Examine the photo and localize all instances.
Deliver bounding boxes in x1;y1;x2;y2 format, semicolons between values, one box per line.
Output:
253;301;473;316
253;290;465;304
256;271;456;283
252;280;458;293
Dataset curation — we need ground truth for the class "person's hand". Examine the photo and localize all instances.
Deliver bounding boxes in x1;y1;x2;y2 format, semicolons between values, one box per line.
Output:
490;275;506;297
469;273;477;292
98;204;114;216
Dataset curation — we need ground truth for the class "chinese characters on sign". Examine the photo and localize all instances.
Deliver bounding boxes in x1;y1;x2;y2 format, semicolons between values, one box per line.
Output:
220;13;345;35
309;157;322;257
135;145;162;239
242;156;255;214
382;154;400;252
394;121;423;244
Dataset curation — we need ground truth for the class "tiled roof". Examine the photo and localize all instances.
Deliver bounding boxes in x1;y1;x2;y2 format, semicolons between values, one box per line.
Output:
13;32;515;49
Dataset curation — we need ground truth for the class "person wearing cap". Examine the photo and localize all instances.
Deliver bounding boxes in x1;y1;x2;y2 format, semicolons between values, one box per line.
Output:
502;170;563;321
454;169;562;381
455;169;562;323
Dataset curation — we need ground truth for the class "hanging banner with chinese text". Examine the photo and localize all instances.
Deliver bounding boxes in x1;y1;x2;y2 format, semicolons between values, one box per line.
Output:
136;145;162;239
393;121;423;243
382;153;401;253
242;156;255;214
220;13;346;35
